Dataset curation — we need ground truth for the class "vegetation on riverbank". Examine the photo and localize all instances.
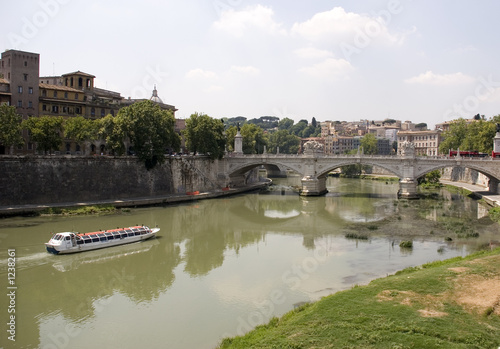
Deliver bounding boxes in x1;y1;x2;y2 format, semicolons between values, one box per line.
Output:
40;204;118;216
218;248;500;348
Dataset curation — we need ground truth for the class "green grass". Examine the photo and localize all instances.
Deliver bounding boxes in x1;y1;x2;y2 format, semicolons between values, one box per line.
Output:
345;233;369;240
218;248;500;349
489;207;500;223
40;204;117;216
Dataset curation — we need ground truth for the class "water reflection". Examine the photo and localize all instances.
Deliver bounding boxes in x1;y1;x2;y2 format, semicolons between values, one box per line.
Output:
0;178;498;349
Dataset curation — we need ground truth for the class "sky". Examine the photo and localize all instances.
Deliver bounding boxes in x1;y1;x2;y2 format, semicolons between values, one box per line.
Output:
2;0;500;128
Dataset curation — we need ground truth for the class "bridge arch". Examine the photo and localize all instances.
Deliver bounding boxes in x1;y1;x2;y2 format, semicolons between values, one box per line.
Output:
315;159;403;179
227;160;305;178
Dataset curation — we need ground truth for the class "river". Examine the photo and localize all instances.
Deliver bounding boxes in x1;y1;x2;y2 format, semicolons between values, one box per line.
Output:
0;176;498;349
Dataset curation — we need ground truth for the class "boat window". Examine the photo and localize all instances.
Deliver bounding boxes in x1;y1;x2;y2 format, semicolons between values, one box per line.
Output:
88;234;99;242
97;234;107;242
134;231;141;236
127;231;135;237
83;238;91;244
112;232;121;238
77;240;84;245
105;233;114;240
65;236;71;240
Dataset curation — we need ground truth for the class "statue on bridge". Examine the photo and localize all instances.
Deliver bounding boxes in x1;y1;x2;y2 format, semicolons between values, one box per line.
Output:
399;141;415;157
303;140;324;154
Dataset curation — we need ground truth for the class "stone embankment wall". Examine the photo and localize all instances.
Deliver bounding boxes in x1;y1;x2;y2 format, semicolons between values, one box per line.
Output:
440;167;489;187
0;156;224;206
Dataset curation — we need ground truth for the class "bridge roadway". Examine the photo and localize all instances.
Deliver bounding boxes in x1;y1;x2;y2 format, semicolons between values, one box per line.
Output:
223;152;500;198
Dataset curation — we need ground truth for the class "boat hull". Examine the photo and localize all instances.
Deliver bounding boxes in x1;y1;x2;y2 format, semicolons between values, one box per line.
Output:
45;228;159;255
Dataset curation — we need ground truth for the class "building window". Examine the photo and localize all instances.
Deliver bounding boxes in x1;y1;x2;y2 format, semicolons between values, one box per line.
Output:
24;61;27;67
28;87;33;94
91;108;95;116
64;92;68;99
17;100;22;107
52;105;59;113
42;104;47;111
23;74;28;81
42;90;46;97
18;86;23;93
76;107;81;114
74;93;78;100
101;109;105;117
53;91;57;98
28;101;33;108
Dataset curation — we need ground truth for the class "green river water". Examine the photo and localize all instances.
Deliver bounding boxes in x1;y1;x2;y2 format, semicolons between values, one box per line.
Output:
0;176;498;349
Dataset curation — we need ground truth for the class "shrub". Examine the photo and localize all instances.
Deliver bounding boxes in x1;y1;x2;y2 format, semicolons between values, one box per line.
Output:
399;240;413;248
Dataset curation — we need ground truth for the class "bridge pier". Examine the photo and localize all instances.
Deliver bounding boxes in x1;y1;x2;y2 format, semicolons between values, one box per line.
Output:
488;177;500;194
300;176;328;196
398;178;419;199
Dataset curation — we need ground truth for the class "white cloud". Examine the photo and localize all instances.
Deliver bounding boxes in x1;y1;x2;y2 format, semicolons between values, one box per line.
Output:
404;71;475;86
298;58;353;80
229;65;260;76
291;7;408;46
294;47;333;60
213;4;286;37
185;68;218;79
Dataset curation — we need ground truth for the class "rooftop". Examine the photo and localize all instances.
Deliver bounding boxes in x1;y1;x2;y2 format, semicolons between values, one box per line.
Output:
39;83;83;93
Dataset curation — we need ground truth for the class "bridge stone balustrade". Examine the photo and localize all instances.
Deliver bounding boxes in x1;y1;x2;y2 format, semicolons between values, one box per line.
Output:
222;152;500;199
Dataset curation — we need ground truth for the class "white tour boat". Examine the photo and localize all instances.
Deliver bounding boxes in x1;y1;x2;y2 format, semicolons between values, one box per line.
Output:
45;225;159;254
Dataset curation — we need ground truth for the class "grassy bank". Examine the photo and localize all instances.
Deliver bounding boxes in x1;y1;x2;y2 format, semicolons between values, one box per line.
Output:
218;248;500;348
40;204;119;216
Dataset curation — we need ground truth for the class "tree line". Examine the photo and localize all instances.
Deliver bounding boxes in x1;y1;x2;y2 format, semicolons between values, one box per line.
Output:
438;115;500;154
2;100;499;169
0;102;321;169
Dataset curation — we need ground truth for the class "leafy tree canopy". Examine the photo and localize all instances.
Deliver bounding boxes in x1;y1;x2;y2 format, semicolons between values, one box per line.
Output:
0;104;24;153
268;129;300;154
183;112;226;160
64;116;99;144
360;133;378;155
278;117;294;130
226;123;268;154
23;115;64;154
117;100;180;169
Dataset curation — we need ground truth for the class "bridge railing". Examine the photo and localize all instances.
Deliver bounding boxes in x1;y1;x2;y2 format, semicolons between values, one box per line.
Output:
225;153;498;161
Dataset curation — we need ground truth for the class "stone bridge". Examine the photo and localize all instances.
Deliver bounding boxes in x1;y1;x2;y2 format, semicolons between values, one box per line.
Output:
221;144;500;199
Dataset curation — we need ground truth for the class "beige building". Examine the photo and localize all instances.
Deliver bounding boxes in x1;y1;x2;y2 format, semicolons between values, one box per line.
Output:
0;49;179;155
397;130;442;156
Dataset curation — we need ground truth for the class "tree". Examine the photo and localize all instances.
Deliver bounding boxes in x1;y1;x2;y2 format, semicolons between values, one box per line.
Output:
439;118;468;153
268;129;300;154
0;104;24;154
98;114;126;155
311;117;317;128
23;116;64;154
183;112;226;160
117;100;180;169
64;116;99;154
225;123;267;154
438;117;499;154
278;117;294;130
360;133;378;154
290;120;307;136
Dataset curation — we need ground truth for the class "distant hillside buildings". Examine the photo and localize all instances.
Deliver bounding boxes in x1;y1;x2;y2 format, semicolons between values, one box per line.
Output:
0;49;454;157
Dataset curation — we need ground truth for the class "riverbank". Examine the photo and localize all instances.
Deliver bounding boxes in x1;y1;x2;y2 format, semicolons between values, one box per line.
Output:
0;181;270;217
217;247;500;348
